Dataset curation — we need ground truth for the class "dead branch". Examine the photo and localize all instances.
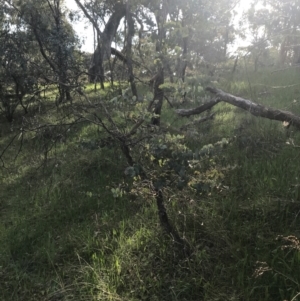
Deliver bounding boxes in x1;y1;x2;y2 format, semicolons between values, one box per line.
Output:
175;98;220;117
175;87;300;130
206;87;300;129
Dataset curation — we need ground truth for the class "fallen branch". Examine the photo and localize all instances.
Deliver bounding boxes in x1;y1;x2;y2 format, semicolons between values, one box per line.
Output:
176;87;300;129
175;98;220;117
206;87;300;129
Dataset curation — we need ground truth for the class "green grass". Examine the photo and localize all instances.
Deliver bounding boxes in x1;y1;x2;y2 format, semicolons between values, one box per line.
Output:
1;69;300;300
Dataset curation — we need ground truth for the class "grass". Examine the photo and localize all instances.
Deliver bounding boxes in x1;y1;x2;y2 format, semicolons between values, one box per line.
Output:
1;66;300;300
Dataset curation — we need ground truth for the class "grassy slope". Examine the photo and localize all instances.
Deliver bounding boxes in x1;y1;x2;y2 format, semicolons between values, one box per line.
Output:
1;67;300;300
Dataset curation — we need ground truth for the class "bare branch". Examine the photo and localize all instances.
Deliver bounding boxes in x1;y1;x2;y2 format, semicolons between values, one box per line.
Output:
175;98;220;117
206;87;300;129
73;0;102;38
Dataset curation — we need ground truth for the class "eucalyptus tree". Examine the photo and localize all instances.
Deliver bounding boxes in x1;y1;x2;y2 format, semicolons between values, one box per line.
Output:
71;0;238;126
146;0;237;122
74;0;127;87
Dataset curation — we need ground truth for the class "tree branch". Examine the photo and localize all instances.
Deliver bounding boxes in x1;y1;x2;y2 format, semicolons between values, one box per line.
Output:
206;87;300;129
31;24;58;73
175;98;220;117
74;0;102;38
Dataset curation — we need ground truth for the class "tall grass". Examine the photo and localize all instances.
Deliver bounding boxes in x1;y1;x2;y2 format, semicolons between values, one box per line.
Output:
1;67;300;300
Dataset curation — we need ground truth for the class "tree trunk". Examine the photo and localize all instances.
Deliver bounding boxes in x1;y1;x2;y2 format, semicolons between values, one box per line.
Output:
177;37;188;81
232;56;239;73
177;20;189;82
150;0;168;125
151;68;164;126
125;7;138;98
89;3;126;83
74;0;126;84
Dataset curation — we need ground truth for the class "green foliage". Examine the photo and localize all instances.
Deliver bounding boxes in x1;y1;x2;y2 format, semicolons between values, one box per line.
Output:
140;131;230;193
2;0;300;300
0;29;38;120
1;66;300;301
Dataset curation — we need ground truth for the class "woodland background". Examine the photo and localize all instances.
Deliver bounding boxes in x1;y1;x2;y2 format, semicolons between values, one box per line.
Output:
1;0;300;300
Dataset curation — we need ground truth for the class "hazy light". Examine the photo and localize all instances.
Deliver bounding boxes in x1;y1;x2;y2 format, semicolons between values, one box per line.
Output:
65;0;95;53
65;0;254;54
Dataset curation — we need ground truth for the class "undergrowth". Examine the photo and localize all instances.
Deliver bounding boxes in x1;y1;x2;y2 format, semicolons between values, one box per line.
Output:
1;67;300;301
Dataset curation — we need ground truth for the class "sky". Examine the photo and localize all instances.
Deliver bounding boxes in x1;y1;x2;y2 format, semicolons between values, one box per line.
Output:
65;0;95;53
65;0;253;53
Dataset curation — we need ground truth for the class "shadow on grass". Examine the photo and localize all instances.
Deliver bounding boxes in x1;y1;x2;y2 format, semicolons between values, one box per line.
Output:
0;120;147;300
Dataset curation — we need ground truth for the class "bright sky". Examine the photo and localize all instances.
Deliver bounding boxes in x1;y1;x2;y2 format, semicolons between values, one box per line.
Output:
65;0;95;53
65;0;253;53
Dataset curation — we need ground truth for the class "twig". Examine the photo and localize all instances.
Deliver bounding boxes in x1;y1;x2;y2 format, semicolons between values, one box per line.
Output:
291;292;300;301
